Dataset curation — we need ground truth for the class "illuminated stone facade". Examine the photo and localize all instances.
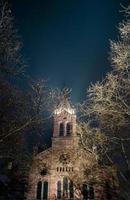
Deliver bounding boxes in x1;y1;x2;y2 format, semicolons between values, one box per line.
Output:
26;102;119;200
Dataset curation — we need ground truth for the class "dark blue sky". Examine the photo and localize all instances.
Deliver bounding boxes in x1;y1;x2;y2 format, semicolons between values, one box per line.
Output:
11;0;130;102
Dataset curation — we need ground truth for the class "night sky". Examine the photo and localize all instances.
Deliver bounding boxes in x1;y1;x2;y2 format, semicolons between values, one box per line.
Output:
11;0;130;102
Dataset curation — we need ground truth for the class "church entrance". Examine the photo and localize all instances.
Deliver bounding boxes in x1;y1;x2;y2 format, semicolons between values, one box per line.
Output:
56;177;94;200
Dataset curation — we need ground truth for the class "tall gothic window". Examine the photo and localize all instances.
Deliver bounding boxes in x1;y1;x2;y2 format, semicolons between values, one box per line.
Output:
36;181;48;200
43;181;48;200
63;177;68;197
66;123;72;136
57;181;61;199
36;181;42;200
57;178;74;199
59;123;64;136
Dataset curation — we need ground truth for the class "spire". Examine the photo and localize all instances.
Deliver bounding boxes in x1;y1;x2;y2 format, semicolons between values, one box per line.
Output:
54;88;75;115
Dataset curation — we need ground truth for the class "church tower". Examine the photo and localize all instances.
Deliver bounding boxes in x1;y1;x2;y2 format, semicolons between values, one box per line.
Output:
52;99;77;149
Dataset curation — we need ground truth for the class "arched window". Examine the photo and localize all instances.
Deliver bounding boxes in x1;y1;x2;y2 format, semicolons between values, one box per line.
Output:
43;181;48;200
69;180;74;199
57;181;61;199
36;181;42;200
59;123;64;136
66;123;72;136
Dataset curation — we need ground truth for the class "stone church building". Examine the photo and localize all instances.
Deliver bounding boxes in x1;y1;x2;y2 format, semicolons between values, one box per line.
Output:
27;100;119;200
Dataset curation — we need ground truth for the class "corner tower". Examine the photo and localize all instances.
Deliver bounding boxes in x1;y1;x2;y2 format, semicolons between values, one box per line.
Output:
52;99;77;149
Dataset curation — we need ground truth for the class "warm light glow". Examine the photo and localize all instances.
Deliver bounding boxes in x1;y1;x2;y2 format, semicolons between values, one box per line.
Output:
54;107;75;115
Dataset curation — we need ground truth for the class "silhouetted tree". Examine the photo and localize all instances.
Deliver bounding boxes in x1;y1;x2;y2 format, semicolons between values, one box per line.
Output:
0;2;50;199
79;5;130;199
